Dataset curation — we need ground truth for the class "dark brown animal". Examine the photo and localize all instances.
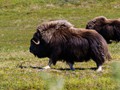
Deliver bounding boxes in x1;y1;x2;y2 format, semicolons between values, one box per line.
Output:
30;20;111;72
86;16;120;43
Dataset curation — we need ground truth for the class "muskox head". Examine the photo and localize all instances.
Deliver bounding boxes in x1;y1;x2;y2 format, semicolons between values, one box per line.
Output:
29;20;74;58
86;16;120;43
86;16;107;32
29;31;49;58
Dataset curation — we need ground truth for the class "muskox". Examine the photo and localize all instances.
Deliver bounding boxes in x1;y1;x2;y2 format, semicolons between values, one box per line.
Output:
29;20;111;72
86;16;120;43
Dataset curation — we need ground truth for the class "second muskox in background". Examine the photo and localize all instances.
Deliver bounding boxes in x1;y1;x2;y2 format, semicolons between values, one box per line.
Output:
86;16;120;43
30;20;111;72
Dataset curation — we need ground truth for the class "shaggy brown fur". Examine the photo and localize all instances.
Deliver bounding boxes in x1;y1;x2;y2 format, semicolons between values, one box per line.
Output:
30;20;111;71
86;16;120;43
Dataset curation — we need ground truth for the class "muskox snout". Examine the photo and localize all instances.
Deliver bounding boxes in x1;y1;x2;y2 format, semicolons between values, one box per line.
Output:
86;24;94;29
29;46;37;57
29;46;34;53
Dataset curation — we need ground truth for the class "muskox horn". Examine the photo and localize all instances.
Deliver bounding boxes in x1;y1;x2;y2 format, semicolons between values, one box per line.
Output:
32;40;40;45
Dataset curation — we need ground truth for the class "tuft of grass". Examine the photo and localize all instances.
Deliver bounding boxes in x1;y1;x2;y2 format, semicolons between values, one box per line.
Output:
111;62;120;90
40;72;64;90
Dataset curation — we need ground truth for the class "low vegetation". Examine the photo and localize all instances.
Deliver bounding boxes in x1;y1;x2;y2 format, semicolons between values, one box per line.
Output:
0;0;120;90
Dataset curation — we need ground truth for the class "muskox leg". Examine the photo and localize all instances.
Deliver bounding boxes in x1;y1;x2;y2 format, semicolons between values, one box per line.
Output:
43;59;53;69
92;59;103;72
96;61;103;72
96;65;102;72
67;62;75;71
92;55;104;72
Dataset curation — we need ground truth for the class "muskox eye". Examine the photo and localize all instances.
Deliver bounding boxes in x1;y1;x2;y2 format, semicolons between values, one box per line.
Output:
92;20;96;23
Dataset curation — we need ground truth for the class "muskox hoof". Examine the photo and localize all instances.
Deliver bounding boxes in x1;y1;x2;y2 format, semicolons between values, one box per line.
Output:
96;66;102;72
42;65;51;70
107;40;112;44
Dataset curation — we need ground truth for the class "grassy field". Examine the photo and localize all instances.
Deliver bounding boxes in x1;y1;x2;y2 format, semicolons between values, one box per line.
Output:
0;0;120;90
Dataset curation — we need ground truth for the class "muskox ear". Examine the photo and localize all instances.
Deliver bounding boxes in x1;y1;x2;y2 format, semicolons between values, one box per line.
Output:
37;25;44;33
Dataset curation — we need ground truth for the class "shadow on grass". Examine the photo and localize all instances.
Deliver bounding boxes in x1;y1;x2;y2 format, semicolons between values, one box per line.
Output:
18;64;97;71
18;65;43;69
56;67;97;71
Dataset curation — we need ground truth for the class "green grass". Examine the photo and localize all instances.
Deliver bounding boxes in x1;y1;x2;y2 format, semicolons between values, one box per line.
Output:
0;0;120;90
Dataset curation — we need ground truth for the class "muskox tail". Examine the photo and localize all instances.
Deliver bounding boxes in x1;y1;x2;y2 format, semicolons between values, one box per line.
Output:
88;35;111;65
